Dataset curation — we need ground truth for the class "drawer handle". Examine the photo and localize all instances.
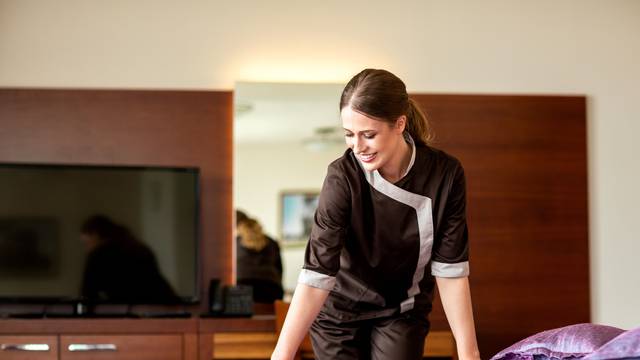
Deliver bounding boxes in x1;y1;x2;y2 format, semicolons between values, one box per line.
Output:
68;344;118;352
1;344;50;351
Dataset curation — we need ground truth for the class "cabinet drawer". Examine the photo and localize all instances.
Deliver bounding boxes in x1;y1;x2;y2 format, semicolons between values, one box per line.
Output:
213;332;277;359
60;335;182;360
0;336;58;360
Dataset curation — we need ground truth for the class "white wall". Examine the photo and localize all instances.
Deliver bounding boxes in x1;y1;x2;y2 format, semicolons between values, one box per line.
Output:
1;0;639;328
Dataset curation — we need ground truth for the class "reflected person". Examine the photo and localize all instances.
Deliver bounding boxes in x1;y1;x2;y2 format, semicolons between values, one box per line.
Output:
236;210;284;303
80;214;179;304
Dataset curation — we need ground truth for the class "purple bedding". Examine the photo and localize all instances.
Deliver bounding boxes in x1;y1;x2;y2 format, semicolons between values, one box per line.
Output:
491;323;640;360
583;327;640;360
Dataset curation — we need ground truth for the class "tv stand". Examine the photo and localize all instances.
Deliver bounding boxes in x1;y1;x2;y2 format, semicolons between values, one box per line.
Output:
137;311;191;318
0;316;275;360
44;312;141;319
2;304;194;320
4;312;46;319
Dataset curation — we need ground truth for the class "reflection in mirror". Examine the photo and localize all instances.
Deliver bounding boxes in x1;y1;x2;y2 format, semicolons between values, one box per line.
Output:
234;82;346;302
80;214;179;304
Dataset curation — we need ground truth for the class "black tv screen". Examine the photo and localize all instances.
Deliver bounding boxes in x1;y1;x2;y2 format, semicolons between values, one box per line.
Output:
0;162;199;304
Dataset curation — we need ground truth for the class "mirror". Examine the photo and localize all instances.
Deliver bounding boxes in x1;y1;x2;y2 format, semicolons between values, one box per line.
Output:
233;82;346;303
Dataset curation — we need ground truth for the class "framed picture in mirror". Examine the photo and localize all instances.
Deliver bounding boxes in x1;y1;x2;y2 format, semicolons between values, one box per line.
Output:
279;190;320;246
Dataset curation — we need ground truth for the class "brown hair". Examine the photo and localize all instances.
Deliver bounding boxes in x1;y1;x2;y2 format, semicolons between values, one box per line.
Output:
340;68;433;145
236;211;268;251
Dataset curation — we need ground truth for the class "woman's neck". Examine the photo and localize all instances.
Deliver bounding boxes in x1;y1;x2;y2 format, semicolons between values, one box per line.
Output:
379;137;412;184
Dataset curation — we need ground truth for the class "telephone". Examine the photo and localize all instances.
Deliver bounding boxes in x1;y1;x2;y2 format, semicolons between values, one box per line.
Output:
207;279;253;317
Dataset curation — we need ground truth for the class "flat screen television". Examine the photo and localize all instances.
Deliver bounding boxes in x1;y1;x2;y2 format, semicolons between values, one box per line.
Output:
0;162;199;305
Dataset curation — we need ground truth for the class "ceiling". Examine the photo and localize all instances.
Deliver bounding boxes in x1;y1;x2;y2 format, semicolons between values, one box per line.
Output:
234;82;345;145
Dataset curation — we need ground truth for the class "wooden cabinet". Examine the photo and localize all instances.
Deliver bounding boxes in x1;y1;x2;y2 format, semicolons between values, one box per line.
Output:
1;318;275;360
0;319;198;360
212;332;278;359
0;336;58;360
209;330;456;359
0;334;188;360
60;335;183;360
1;317;454;360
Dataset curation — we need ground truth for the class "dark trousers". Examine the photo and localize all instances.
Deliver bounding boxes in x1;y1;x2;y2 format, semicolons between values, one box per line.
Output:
310;310;430;360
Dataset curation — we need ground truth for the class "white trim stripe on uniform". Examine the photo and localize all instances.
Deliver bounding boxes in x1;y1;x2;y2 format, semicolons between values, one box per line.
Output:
431;261;469;278
357;135;434;313
298;268;336;291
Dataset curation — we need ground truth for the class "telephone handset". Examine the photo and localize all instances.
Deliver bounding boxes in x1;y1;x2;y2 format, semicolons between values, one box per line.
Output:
208;279;253;317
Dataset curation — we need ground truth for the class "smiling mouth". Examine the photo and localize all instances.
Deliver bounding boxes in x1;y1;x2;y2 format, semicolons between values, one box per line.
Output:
359;153;377;163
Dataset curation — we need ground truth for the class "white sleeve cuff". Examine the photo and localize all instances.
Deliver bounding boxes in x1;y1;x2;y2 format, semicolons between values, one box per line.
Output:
431;261;469;278
297;269;336;291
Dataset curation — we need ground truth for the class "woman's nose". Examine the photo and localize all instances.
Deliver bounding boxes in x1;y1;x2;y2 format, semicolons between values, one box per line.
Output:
353;137;365;153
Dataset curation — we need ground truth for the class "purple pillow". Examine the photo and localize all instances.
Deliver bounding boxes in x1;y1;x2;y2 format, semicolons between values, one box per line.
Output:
491;324;625;360
583;327;640;360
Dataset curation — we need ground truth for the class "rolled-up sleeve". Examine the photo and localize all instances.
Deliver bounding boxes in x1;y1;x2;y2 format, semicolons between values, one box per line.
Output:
431;161;470;278
298;162;351;291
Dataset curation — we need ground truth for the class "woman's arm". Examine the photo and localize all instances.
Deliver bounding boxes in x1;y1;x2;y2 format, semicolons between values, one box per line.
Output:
436;276;480;360
271;283;329;360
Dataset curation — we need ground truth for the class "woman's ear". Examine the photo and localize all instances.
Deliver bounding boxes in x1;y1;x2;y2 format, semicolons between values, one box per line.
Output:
395;115;407;134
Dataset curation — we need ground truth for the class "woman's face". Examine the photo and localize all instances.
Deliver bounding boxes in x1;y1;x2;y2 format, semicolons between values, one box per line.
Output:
341;105;405;173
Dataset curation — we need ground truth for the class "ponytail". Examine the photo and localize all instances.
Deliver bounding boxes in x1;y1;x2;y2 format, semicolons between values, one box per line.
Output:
405;98;433;146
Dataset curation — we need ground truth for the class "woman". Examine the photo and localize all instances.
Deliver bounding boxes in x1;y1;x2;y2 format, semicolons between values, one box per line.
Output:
235;210;284;303
272;69;480;360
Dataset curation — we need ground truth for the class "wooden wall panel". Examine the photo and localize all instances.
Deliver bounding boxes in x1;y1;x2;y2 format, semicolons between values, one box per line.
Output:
0;88;233;314
413;94;589;357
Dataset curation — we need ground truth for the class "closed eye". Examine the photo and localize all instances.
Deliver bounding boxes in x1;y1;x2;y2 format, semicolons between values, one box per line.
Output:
343;131;376;139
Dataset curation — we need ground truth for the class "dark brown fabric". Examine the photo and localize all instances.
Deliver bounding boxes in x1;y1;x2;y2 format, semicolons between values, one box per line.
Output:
310;309;430;360
302;143;469;320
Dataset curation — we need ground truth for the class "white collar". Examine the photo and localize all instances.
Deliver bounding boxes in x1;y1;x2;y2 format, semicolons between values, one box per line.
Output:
401;133;417;178
357;132;416;184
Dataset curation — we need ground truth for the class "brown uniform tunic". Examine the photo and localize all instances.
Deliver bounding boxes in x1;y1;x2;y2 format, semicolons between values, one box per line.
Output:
298;135;469;359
